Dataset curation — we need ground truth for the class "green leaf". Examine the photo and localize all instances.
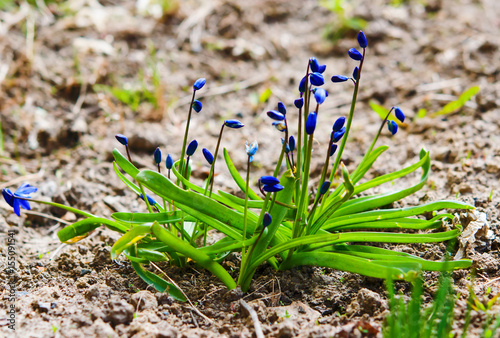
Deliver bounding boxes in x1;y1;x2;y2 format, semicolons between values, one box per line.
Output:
111;225;151;259
111;211;184;225
431;86;479;117
223;148;262;200
113;162;141;195
57;217;128;243
259;88;272;103
113;148;140;178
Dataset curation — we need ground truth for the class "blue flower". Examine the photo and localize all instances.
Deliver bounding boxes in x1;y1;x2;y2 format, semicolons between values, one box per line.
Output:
299;76;307;93
192;100;202;113
314;88;328;105
320;181;331;195
193;78;206;91
166;154;173;170
352;67;359;81
309;72;325;86
263;212;272;228
281;138;290;153
267;110;285;121
263;184;284;192
154;147;162;164
294;98;304;109
2;184;37;216
187;140;198;156
329;144;338;157
332;127;346;143
202;148;214;165
309;57;326;74
394;107;405;123
115;134;128;145
348;48;363;61
272;121;286;132
357;31;367;49
260;176;280;186
306;112;317;135
288;136;295;152
224;120;244;129
387;120;398;135
140;193;157;205
332;117;346;132
277;102;287;115
331;75;349;83
245;141;258;162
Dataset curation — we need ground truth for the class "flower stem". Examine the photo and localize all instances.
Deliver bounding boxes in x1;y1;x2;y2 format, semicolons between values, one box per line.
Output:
178;90;196;183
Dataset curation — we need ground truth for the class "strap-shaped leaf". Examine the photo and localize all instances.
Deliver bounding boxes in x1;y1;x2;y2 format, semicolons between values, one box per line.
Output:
57;217;128;243
111;225;151;259
151;222;236;289
111;211;184;225
332;215;450;231
223;148;261;200
113;148;140;178
113;161;141;195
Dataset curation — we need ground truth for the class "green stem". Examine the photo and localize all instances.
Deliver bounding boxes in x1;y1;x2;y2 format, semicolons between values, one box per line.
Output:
178;90;196;183
16;197;95;218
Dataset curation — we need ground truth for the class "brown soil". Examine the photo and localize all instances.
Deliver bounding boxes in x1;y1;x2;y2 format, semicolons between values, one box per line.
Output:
1;0;499;337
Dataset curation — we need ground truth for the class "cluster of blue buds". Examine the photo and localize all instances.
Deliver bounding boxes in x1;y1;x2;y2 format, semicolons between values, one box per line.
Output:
331;31;367;84
387;107;405;135
2;184;37;216
259;176;284;193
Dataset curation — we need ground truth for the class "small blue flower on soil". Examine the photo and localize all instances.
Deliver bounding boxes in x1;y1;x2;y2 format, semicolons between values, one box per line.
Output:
353;67;359;81
309;72;325;86
202;148;214;164
272;121;286;132
166;154;173;170
320;181;331;195
263;183;284;192
394;107;405;123
154;147;162;164
2;184;37;216
306;112;317;135
140;193;157;205
314;88;328;105
331;75;349;83
224;120;244;129
294;98;304;109
263;212;272;228
332;127;346;143
330;144;338;156
187;140;198;156
332;117;346;132
387;120;398;135
193;78;206;91
267;110;285;121
245;141;258;162
260;176;280;186
348;48;363;61
288;136;295;152
277;102;286;115
115;134;128;145
357;31;367;49
192;100;202;113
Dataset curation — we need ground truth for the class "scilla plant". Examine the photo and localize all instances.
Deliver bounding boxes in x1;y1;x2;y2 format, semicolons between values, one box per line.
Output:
3;32;473;299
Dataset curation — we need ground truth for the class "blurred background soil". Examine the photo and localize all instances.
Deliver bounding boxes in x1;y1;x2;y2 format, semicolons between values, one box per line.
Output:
0;0;499;337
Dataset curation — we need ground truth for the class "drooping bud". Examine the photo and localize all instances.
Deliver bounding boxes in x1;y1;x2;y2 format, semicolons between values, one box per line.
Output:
186;140;198;156
193;78;206;91
329;144;338;157
387;120;398;135
348;48;363;61
192;100;202;113
288;136;295;152
352;66;359;81
267;110;285;121
394;107;405;123
260;176;280;185
306;112;317;135
263;184;284;192
357;31;367;49
294;98;304;109
332;117;346;132
277;102;287;115
309;72;325;86
202;148;214;164
331;75;349;83
224;120;244;129
115;134;128;145
263;212;272;228
320;181;331;195
332;127;346;143
314;88;328;104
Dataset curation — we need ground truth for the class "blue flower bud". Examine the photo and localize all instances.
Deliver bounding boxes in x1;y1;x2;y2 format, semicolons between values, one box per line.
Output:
330;144;338;157
306;112;317;135
166;154;173;169
224;120;244;129
187;140;198;156
140;193;157;205
154;147;162;164
394;107;405;123
317;64;327;73
310;57;320;72
245;140;258;157
294;98;304;109
267;110;285;121
263;212;272;228
348;48;363;61
387;120;398;135
332;127;346;143
260;176;280;185
309;72;325;86
272;121;286;132
277;102;286;115
115;134;128;145
357;31;367;49
332;117;346;132
299;76;307;93
353;67;359;81
320;181;331;195
314;88;328;104
202;148;213;164
288;136;295;152
192;100;202;113
331;75;349;83
281;138;291;153
263;183;284;192
193;78;206;91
